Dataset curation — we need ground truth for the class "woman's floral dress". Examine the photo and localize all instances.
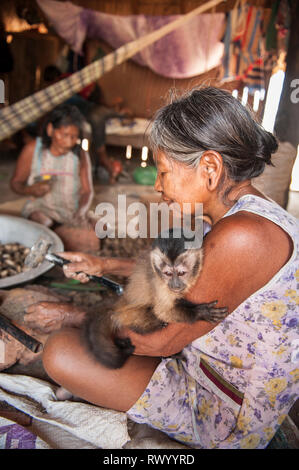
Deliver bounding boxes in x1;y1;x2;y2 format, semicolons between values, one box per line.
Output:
127;195;299;449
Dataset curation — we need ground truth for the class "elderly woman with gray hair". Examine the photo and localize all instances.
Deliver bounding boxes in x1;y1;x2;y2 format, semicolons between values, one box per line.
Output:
35;87;298;449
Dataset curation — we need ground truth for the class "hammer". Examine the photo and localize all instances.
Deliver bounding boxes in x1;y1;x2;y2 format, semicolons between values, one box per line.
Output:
0;312;43;353
24;237;123;295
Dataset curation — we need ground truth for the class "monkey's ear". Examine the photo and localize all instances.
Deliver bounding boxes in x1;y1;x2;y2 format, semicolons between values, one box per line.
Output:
150;247;167;271
176;249;203;271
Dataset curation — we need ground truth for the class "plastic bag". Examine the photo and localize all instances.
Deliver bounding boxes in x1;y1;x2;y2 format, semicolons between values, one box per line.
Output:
133;166;157;185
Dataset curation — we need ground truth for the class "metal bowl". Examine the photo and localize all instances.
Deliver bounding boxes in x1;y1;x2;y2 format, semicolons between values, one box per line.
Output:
0;215;64;288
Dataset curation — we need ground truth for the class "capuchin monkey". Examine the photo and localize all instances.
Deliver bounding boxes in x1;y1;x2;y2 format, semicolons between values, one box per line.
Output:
83;229;228;369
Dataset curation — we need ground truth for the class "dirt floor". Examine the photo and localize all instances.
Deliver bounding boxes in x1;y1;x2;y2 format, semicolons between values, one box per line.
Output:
0;142;298;449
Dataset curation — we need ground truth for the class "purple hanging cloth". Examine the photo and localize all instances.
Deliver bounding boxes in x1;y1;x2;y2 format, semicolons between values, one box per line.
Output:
37;0;225;79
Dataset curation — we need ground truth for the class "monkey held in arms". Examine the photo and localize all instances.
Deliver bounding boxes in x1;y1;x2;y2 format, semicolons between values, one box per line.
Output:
83;230;228;369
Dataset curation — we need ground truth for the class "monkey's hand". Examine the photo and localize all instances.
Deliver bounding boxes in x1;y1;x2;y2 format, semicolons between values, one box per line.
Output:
175;298;228;324
193;300;228;323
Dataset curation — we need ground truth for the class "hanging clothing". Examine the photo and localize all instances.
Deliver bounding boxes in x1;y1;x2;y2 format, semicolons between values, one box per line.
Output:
127;194;299;449
22;137;84;224
222;1;266;92
37;0;225;79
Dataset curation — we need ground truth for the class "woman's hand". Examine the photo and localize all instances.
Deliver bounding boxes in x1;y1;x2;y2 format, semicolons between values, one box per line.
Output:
59;252;136;280
27;181;51;197
58;252;107;283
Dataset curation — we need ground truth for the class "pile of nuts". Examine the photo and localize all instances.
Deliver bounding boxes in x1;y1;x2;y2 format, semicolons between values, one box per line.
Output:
0;243;30;278
99;236;150;258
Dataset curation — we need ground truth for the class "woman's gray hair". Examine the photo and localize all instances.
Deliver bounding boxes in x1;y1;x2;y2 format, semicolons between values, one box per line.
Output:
149;87;278;181
150;117;205;169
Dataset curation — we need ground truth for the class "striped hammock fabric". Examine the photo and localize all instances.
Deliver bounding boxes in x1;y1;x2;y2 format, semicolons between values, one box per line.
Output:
0;0;224;142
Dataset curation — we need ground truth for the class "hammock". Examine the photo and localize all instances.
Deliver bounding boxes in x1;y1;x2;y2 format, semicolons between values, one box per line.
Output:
37;0;225;79
0;0;224;142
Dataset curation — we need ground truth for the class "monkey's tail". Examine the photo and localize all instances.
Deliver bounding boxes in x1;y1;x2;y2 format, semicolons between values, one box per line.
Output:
82;310;135;369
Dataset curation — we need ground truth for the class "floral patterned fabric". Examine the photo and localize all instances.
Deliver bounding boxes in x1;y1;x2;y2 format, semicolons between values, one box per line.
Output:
127;195;299;449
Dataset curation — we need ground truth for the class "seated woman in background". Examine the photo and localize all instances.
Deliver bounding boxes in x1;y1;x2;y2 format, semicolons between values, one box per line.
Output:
10;104;93;227
27;87;298;449
43;65;130;184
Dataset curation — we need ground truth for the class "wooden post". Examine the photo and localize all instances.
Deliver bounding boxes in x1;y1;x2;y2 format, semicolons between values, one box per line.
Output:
273;0;299;149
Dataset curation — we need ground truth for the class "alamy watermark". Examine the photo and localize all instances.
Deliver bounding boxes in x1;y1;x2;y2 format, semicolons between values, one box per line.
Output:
0;80;4;104
290;79;299;104
93;195;205;249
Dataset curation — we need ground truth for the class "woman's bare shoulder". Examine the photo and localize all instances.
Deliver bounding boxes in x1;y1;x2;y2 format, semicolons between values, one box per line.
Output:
210;210;293;256
186;210;293;312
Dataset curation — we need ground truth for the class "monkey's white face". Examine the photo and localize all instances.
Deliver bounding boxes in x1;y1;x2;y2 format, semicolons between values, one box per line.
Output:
151;247;202;293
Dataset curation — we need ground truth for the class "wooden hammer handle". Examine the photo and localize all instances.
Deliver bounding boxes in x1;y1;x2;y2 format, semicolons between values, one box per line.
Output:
0;312;43;353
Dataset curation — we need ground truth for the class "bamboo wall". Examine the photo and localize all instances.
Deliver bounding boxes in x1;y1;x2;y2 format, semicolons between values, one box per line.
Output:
4;32;63;105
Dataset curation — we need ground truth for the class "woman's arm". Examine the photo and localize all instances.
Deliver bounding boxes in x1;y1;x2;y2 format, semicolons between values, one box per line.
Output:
122;321;214;357
10;140;51;197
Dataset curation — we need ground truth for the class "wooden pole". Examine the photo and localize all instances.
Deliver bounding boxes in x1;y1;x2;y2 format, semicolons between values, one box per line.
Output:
273;0;299;149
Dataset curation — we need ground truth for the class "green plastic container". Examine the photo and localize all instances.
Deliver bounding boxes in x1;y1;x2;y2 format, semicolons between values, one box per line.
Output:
133;166;157;185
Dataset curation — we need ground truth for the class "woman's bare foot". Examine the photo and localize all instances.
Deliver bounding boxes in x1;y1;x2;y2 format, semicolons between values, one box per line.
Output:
24;302;87;334
55;386;74;401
